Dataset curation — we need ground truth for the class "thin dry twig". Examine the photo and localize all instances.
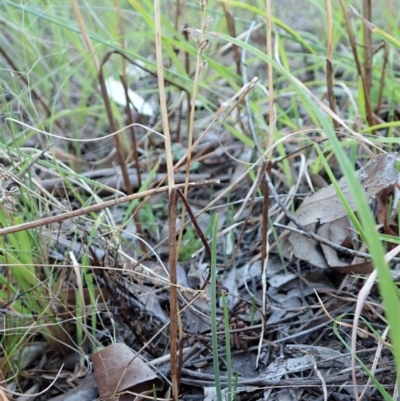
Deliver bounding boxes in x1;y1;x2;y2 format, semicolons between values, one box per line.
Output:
0;180;219;237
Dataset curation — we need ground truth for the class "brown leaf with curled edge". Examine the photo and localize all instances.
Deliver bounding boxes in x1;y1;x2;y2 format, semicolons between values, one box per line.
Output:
293;153;398;227
288;153;398;268
318;216;353;267
92;343;163;400
329;261;374;275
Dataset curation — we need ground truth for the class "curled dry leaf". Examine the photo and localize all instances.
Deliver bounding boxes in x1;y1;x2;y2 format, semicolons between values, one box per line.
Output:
289;153;399;268
318;216;352;267
92;343;163;400
294;153;398;226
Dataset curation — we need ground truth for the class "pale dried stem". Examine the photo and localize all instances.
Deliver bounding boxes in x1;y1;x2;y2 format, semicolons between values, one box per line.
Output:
154;0;179;396
177;1;208;249
154;2;175;189
70;0;99;72
0;180;219;237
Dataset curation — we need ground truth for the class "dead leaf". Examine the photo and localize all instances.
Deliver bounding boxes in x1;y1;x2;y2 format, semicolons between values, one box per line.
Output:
293;153;398;227
288;233;329;269
13;343;47;370
329;261;374;275
286;344;350;366
376;189;399;250
288;153;398;268
92;343;163;400
318;216;353;267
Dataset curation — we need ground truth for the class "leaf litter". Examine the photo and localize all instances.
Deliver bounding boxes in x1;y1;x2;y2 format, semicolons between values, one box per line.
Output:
5;145;397;400
291;153;398;227
0;97;397;401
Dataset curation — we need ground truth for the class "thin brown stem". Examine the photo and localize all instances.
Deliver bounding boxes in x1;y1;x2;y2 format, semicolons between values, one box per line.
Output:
221;2;241;76
70;0;99;72
168;189;180;398
178;1;208;248
98;52;132;194
0;180;219;237
363;0;372;96
325;0;339;132
338;0;375;128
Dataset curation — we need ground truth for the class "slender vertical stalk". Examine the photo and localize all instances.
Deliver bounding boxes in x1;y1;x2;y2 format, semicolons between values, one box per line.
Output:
168;189;179;400
154;0;175;190
211;214;222;401
70;0;99;71
325;0;339;131
154;0;178;398
222;292;233;401
257;0;275;368
338;0;374;128
265;0;274;156
362;0;372;96
177;0;208;250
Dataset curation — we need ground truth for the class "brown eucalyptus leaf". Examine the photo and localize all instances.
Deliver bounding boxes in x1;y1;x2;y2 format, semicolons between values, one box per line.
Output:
289;217;354;269
293;153;398;227
329;261;374;275
92;343;163;400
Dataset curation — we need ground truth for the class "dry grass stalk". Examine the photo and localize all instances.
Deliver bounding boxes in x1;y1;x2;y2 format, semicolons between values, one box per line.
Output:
154;0;179;397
